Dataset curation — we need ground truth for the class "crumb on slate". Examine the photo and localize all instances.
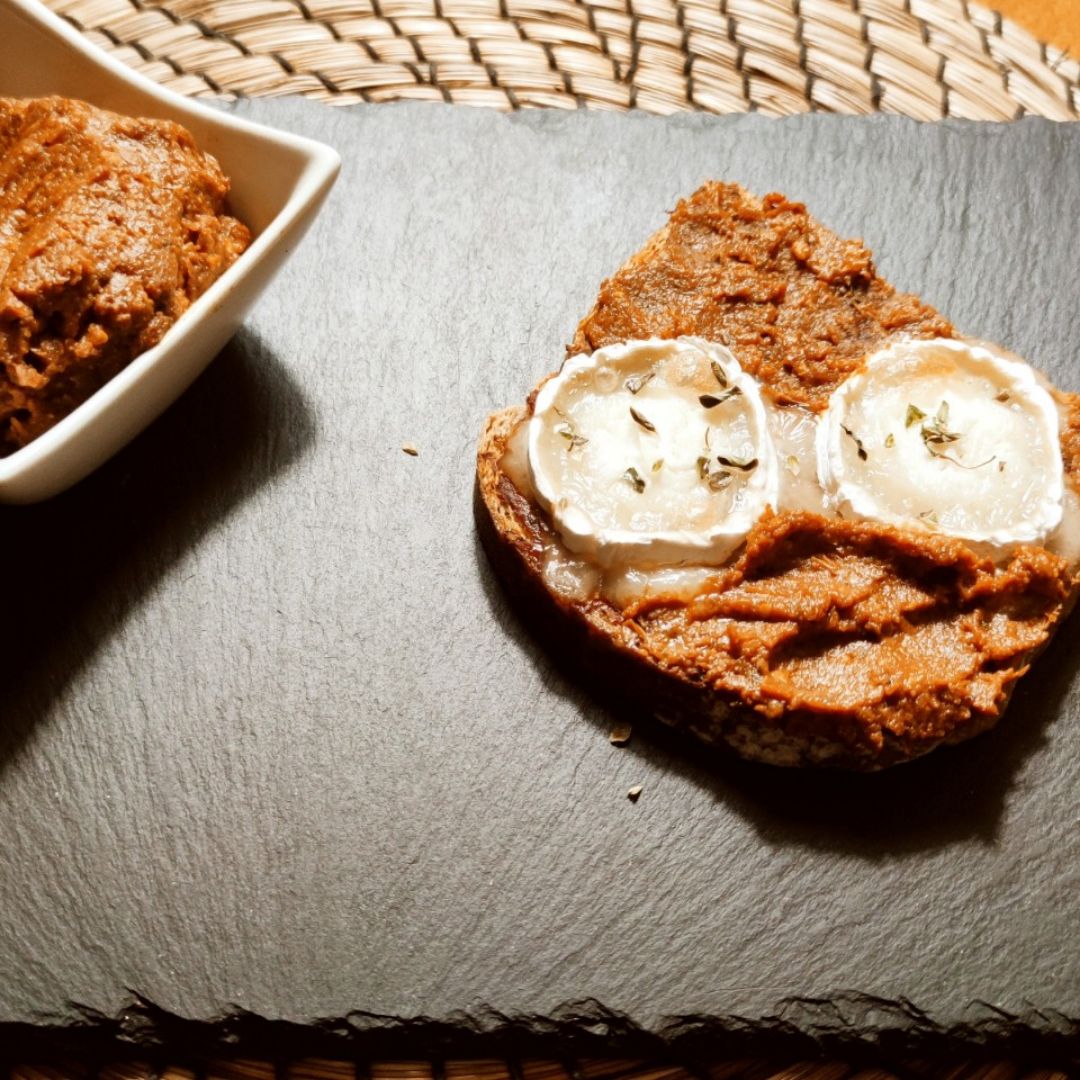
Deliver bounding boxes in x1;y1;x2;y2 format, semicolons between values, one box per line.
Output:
627;785;643;802
402;442;419;456
609;724;632;746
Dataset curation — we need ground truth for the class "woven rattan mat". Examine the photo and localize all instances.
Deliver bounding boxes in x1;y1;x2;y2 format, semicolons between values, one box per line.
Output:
45;0;1080;119
6;1056;1076;1079
21;1;1079;1077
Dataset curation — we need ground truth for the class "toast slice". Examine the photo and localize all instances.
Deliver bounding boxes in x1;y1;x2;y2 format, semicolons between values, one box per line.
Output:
477;183;1079;770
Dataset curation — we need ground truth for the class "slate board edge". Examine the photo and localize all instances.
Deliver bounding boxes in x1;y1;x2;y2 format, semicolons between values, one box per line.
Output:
1;994;1079;1063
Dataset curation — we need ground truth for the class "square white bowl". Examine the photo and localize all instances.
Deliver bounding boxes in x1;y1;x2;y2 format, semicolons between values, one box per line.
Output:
0;0;340;502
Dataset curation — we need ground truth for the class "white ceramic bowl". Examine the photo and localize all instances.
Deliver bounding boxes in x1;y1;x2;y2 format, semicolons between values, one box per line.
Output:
0;0;340;502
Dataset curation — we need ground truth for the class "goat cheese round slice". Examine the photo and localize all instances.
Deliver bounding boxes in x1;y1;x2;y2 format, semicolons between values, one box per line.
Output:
817;337;1064;549
528;337;779;567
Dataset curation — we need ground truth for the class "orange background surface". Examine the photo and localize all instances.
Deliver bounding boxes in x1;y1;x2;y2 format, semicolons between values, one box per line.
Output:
994;0;1080;56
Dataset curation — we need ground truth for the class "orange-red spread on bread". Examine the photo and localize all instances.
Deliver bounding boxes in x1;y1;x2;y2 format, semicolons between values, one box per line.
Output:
572;184;952;410
479;182;1080;768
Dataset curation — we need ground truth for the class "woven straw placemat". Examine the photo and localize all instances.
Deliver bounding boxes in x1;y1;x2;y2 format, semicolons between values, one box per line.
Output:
44;0;1080;120
8;1054;1077;1080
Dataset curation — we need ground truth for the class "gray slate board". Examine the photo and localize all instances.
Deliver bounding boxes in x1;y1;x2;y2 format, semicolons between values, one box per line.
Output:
1;102;1079;1053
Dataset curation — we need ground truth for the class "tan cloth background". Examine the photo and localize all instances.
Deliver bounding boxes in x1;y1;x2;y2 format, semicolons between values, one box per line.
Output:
995;0;1080;56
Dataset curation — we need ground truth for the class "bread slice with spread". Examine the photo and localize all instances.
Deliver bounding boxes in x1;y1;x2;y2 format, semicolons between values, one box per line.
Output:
477;182;1080;770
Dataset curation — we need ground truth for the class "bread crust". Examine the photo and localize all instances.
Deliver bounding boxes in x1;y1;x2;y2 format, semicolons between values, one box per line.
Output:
477;183;1079;770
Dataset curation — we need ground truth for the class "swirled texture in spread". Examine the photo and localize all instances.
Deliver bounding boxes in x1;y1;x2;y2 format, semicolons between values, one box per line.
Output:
0;96;251;453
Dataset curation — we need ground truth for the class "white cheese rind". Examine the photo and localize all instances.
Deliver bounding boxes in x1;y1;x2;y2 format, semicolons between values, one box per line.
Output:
817;337;1064;550
528;337;780;567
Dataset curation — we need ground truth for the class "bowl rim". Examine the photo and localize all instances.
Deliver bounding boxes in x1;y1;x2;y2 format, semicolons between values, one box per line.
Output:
0;0;341;484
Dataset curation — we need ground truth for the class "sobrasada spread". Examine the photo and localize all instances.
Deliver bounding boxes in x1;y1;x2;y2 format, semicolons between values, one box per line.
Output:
571;184;953;409
0;96;250;454
478;182;1080;768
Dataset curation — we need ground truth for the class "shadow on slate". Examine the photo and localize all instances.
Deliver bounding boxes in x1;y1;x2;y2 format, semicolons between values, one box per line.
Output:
0;329;316;779
473;492;1080;859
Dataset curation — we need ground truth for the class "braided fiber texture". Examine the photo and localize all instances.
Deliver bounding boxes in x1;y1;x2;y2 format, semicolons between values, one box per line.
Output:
8;1056;1077;1080
44;0;1079;118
